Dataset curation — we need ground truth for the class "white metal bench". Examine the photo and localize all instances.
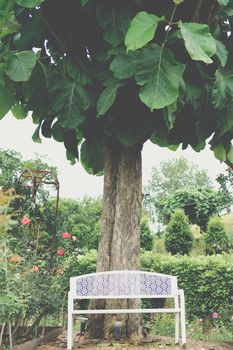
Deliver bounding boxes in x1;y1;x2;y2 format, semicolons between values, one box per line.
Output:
67;270;186;349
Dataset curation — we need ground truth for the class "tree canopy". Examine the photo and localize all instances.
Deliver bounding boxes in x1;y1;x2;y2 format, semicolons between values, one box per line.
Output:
143;157;213;223
144;157;212;199
157;187;221;229
0;0;233;173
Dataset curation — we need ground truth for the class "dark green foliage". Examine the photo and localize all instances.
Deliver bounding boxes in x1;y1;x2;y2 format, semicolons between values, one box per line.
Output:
204;215;230;255
141;252;233;321
140;214;153;250
1;1;233;171
165;208;194;255
158;187;221;230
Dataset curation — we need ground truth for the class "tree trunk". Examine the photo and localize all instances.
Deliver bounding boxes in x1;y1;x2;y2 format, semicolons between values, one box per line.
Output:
87;143;142;341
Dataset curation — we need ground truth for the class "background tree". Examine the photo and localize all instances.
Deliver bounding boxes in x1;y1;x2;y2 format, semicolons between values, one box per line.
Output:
143;157;212;223
204;215;230;255
140;213;153;251
165;208;194;255
216;166;233;213
157;187;221;230
1;0;233;339
0;149;23;190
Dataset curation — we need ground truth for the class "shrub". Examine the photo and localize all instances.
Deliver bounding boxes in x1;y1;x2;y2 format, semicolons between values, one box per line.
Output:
204;216;230;255
141;252;233;321
165;209;194;255
140;215;153;250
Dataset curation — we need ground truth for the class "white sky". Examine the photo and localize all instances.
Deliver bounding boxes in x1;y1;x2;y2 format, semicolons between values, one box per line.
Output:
0;113;226;199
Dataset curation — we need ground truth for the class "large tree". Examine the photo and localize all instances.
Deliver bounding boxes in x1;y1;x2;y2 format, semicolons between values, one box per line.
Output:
0;0;233;340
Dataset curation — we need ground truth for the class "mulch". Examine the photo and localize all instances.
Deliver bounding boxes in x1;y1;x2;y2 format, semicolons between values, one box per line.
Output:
36;334;233;350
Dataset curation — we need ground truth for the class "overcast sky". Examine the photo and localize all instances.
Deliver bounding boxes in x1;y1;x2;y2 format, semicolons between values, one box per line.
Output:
0;113;226;199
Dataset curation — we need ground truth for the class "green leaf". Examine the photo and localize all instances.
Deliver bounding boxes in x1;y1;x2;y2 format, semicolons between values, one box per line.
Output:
125;11;163;51
213;144;226;162
5;51;37;82
11;103;27;119
63;129;79;160
14;12;44;50
168;144;180;151
110;50;138;79
179;22;216;64
215;39;228;67
217;0;230;5
97;78;125;116
0;16;19;38
80;0;89;5
41;116;54;138
66;150;76;165
51;122;64;142
212;68;233;109
173;0;185;4
81;140;106;175
164;101;177;130
213;103;233;139
0;86;14;119
96;1;131;47
136;46;185;110
184;82;203;110
227;145;233;163
51;79;92;129
150;131;170;147
192;141;206;152
15;0;45;8
32;125;42;143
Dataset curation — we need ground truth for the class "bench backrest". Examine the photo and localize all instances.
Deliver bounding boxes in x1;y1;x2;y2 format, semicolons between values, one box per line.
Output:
70;270;178;299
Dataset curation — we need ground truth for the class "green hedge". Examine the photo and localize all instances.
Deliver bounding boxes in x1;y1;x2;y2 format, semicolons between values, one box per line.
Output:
72;251;233;321
142;252;233;320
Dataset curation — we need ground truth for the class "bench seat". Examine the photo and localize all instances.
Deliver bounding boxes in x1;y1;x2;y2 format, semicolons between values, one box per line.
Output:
67;270;186;349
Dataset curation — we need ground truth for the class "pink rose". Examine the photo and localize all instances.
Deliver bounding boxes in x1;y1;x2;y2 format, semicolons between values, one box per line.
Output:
211;312;219;319
57;249;65;256
32;265;39;272
62;232;71;239
226;166;232;171
21;217;31;225
230;315;233;321
72;236;77;241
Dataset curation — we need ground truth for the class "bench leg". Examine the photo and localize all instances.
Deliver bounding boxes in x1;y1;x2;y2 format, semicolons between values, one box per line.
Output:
67;293;73;350
179;290;186;349
175;313;179;344
174;295;179;345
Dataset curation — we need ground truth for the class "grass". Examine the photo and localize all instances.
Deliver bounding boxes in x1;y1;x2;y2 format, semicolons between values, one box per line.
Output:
149;314;233;342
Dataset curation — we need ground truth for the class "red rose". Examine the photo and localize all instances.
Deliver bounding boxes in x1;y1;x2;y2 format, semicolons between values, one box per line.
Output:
57;249;65;256
21;217;31;225
62;232;71;239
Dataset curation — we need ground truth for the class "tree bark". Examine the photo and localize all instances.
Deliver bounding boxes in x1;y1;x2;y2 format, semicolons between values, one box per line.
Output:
87;143;142;341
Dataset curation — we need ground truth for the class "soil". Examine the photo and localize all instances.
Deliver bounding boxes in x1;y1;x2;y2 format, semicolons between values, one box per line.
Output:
36;332;233;350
